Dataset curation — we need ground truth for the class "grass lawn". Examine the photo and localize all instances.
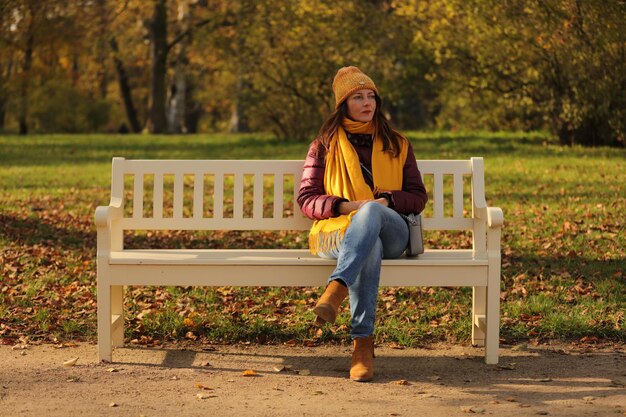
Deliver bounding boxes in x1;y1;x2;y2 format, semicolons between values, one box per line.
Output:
0;132;624;347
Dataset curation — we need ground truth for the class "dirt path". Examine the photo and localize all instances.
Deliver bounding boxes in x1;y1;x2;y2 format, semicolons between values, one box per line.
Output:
1;341;625;416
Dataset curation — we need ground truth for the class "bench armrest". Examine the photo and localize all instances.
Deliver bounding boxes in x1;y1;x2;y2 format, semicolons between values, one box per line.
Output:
95;200;123;255
95;199;123;228
474;206;504;228
486;207;504;229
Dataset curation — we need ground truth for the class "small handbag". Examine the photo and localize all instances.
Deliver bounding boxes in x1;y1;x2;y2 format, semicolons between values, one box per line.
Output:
399;213;424;256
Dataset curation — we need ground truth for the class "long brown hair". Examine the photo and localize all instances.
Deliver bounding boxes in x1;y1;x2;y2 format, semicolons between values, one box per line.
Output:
317;95;406;157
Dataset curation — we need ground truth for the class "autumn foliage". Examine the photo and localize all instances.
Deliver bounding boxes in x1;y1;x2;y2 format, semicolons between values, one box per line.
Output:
0;1;624;146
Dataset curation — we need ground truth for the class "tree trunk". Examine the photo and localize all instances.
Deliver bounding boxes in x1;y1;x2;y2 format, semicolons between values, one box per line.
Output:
0;61;12;131
184;92;201;133
110;38;141;133
148;0;168;134
95;0;108;99
167;1;191;133
167;49;188;133
227;74;250;133
18;32;33;135
0;97;6;131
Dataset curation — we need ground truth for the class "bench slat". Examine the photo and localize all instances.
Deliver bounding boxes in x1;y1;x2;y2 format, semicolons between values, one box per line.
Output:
105;263;489;288
213;173;224;219
233;172;244;219
193;173;204;219
433;172;444;218
154;173;164;219
454;173;464;219
173;173;184;218
118;217;311;230
133;174;143;219
253;173;264;220
274;174;284;219
108;248;487;265
417;159;472;175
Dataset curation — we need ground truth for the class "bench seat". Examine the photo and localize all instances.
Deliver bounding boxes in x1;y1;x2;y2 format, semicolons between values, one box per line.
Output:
106;249;488;287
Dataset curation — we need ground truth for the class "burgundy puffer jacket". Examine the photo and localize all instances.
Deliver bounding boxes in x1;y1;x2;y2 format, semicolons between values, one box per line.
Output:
297;134;428;220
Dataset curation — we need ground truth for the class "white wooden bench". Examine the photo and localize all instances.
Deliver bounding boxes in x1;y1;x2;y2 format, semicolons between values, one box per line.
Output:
95;157;503;364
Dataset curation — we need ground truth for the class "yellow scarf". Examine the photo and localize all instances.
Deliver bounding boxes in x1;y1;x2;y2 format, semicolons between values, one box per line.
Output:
308;119;408;255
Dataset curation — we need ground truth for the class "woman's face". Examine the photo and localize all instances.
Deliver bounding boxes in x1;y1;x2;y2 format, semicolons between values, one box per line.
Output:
346;89;376;122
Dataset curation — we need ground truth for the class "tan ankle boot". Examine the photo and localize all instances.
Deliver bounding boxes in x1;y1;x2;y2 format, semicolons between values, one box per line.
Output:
350;336;375;382
312;280;348;325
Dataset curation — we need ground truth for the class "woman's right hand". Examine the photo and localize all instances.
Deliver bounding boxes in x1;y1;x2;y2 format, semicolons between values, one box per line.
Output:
338;198;388;214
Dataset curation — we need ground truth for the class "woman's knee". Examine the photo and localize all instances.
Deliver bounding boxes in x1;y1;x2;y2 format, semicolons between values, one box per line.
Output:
355;201;386;220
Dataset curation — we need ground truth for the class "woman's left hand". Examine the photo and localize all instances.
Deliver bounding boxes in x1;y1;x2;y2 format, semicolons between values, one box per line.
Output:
373;197;389;207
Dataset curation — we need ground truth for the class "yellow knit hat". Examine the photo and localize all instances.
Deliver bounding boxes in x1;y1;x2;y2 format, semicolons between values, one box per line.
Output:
332;66;378;109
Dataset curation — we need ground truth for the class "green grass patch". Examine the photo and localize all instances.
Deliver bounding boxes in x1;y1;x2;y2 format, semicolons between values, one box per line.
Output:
0;132;624;347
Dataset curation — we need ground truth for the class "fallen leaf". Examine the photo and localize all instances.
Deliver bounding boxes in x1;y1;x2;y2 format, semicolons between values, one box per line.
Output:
394;379;410;386
273;365;287;372
242;369;258;377
610;378;626;386
460;406;486;413
63;357;79;367
312;390;324;395
284;339;298;347
196;393;216;400
106;368;119;373
497;363;517;370
195;383;214;390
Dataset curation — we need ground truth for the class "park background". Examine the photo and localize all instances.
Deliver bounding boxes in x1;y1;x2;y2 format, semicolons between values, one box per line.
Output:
0;0;624;348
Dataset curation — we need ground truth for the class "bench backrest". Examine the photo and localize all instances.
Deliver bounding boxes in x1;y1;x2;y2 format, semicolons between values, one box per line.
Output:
107;157;489;234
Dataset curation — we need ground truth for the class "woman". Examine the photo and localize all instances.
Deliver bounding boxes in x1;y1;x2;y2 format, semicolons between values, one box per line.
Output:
297;66;428;382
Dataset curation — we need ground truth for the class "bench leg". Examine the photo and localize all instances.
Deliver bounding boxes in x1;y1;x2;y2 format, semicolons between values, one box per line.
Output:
472;286;486;347
111;285;124;347
484;271;501;365
97;282;112;363
97;276;124;362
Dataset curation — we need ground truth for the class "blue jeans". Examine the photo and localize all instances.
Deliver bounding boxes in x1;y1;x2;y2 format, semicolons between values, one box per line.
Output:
317;202;409;338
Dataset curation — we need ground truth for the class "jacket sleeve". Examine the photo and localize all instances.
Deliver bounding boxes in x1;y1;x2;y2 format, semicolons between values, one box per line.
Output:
387;141;428;214
297;138;347;220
